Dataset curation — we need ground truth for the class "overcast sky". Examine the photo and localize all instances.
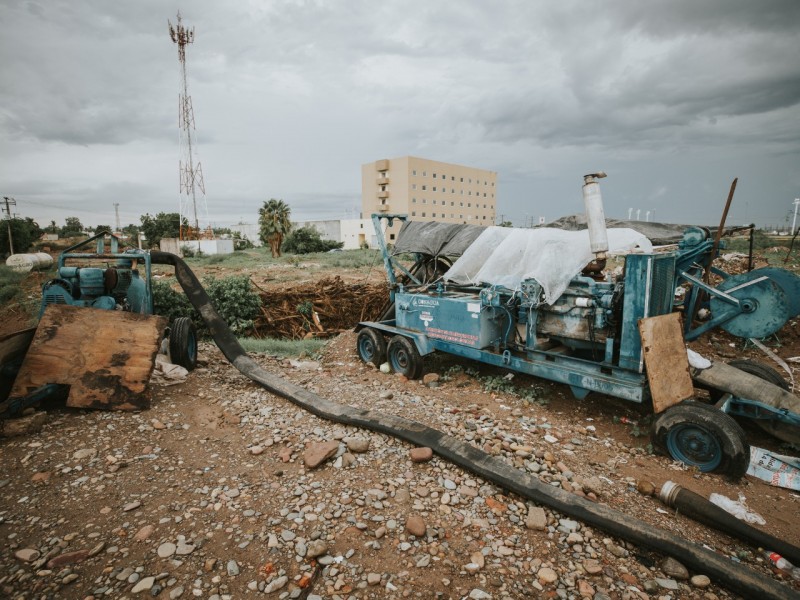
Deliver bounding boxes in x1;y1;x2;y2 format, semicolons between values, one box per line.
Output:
1;0;799;231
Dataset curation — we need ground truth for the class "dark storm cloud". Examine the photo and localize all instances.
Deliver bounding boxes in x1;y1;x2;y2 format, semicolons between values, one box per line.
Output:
1;0;797;228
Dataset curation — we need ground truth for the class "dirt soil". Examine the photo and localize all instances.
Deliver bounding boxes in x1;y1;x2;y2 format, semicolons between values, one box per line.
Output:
1;250;800;600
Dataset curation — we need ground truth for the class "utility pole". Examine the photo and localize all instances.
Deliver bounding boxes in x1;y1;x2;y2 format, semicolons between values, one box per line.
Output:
113;202;121;233
792;198;800;235
2;196;16;255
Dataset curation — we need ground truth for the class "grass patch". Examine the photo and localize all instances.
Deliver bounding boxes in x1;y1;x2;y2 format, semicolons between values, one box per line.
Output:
238;336;328;358
0;265;26;304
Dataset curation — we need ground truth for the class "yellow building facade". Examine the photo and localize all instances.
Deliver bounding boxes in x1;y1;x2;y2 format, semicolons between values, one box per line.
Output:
361;157;497;235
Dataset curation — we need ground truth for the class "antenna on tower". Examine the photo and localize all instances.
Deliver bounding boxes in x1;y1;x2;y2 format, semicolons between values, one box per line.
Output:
169;11;208;241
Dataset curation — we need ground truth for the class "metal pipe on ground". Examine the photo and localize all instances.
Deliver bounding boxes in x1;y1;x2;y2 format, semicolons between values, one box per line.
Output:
660;481;800;566
151;250;799;600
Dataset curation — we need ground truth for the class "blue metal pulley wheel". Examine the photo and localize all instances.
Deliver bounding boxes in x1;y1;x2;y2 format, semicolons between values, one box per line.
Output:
709;272;790;339
665;423;722;472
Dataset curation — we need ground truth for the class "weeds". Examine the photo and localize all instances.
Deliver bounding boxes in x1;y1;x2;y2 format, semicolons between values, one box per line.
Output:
238;336;327;358
0;265;26;304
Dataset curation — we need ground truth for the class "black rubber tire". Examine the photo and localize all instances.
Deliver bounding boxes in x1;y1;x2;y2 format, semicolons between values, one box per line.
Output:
387;335;424;380
169;317;197;371
356;328;387;367
651;400;750;479
727;359;789;391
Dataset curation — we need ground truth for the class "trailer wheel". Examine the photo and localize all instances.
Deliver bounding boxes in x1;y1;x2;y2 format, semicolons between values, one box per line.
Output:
727;358;800;445
651;400;749;478
169;317;197;371
357;328;387;367
387;336;423;379
727;359;789;391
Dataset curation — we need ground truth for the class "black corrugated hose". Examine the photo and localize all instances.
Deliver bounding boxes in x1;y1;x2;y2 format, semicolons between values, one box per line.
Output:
151;251;799;600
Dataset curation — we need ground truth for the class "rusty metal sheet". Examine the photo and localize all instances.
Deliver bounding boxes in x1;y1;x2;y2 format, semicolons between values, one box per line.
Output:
639;313;694;413
10;305;166;411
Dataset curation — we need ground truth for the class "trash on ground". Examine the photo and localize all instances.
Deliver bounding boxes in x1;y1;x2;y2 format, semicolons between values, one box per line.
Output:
708;492;766;525
746;446;800;491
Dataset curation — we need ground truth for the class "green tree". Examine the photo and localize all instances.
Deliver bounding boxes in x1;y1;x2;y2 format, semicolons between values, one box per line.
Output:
60;216;84;237
499;220;513;228
282;226;343;254
140;212;184;248
47;220;58;234
94;225;112;234
0;217;43;257
258;199;292;258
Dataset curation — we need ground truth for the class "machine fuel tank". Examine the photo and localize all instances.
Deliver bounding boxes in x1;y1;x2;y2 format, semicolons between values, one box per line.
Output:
395;291;504;349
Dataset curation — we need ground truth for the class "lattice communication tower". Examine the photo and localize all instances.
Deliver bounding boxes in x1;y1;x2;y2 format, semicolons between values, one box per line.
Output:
169;11;209;240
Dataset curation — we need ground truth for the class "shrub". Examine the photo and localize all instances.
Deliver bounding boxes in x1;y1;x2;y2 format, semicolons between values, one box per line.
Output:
0;265;26;304
282;227;343;254
152;280;197;325
203;275;262;335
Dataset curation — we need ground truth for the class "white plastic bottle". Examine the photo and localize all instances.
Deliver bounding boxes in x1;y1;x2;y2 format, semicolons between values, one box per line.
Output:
763;551;800;580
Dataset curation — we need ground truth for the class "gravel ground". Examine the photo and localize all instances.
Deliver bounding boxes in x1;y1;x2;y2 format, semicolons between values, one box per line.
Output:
1;332;799;600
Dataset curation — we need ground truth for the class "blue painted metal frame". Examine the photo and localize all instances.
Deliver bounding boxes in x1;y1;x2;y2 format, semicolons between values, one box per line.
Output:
718;395;800;427
360;320;648;403
57;231;155;315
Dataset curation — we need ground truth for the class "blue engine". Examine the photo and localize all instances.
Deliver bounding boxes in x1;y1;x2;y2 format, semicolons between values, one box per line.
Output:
41;265;146;315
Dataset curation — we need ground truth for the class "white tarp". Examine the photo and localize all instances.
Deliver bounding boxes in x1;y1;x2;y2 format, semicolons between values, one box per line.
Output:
443;227;652;304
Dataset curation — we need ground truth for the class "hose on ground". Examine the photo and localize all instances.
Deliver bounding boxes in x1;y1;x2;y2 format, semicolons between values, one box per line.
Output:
151;251;799;600
660;481;800;566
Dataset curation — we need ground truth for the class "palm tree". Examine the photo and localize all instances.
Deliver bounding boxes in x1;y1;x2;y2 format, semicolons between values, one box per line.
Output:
258;198;292;257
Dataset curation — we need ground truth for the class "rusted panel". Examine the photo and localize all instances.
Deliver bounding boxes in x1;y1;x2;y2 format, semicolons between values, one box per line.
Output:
10;305;166;411
639;313;694;413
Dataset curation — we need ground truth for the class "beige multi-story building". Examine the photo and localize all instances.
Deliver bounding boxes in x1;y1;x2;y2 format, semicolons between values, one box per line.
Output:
361;156;497;241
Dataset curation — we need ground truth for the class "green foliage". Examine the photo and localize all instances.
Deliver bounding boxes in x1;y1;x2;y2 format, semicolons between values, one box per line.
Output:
482;375;517;394
499;220;513;228
0;265;25;304
0;217;43;257
94;225;112;234
282;226;343;254
238;336;327;358
140;212;185;248
297;300;313;317
122;223;141;236
60;216;84;237
180;245;204;258
232;231;255;249
258;198;292;257
152;280;197;325
203;275;262;335
359;240;370;250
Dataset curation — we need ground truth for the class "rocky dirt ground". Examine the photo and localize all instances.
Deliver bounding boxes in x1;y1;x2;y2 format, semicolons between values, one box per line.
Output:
1;328;800;600
2;244;800;599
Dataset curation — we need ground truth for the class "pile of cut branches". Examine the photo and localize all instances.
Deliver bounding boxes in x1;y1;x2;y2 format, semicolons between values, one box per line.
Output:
254;276;387;339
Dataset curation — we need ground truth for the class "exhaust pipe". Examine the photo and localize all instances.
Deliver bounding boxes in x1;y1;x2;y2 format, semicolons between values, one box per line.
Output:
582;171;609;261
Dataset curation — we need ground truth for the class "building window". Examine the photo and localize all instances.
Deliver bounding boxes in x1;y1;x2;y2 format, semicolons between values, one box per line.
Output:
468;191;472;196
390;234;396;240
412;198;417;203
412;170;417;176
459;214;463;219
381;185;386;191
460;202;463;207
484;193;487;197
451;188;455;193
422;185;427;190
433;186;437;191
483;215;486;220
460;177;464;182
451;176;455;181
422;212;426;217
468;203;471;207
412;211;416;216
422;198;427;204
450;201;454;206
432;212;436;217
423;171;427;176
412;184;416;190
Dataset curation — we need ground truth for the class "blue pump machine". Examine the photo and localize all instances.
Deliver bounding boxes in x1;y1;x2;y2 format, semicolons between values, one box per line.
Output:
357;173;800;476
